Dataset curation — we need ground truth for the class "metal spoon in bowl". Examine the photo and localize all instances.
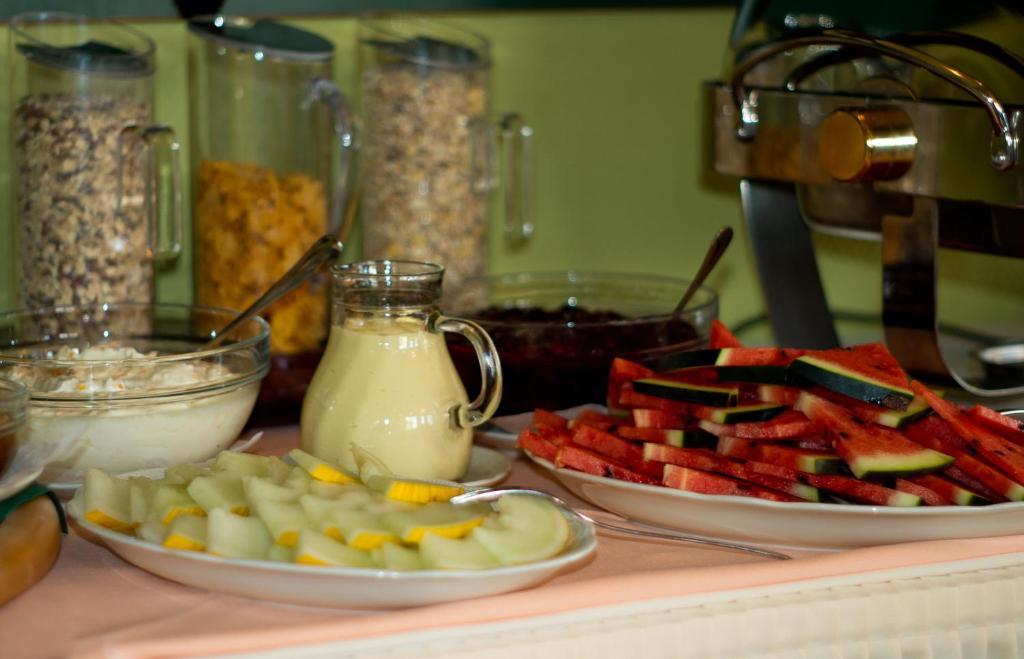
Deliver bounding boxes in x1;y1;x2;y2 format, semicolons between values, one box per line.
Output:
674;227;733;315
202;234;345;350
451;487;791;561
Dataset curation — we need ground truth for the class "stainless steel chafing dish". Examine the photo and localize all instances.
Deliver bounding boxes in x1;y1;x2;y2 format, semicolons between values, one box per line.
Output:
706;1;1024;396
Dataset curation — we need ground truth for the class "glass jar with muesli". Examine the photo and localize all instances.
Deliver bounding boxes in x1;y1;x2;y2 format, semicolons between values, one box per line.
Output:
9;12;182;310
187;16;355;423
357;17;534;299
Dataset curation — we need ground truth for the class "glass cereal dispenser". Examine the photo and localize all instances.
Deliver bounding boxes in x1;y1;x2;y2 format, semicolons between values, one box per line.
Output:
188;16;353;421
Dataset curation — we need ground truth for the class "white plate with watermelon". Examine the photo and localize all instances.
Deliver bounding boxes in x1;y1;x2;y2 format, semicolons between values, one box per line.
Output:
524;450;1024;550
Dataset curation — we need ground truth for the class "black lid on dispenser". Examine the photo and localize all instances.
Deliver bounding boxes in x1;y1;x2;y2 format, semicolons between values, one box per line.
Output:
187;16;334;61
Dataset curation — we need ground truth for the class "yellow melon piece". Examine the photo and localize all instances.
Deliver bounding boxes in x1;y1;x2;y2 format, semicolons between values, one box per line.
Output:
187;474;248;515
82;469;133;534
152;484;206;525
288;449;357;484
383;502;490;544
330;510;400;550
364;475;464;504
162;515;207;552
255;500;309;547
293;530;375;567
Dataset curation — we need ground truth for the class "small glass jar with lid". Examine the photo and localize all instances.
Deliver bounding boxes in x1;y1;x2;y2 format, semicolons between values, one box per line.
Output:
187;16;354;421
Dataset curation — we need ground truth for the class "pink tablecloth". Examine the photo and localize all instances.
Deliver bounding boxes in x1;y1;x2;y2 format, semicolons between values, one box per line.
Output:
3;427;1024;658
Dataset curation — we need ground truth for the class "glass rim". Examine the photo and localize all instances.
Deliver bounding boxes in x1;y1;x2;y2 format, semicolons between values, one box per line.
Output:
10;11;157;63
357;13;491;69
331;259;445;280
0;302;270;368
447;270;719;329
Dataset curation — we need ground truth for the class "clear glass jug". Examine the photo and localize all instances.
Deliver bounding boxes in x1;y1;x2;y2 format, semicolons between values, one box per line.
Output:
300;260;502;481
187;16;354;421
357;16;533;298
9;12;182;310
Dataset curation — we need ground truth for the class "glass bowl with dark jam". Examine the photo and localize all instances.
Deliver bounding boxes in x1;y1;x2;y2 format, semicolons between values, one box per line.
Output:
443;271;717;415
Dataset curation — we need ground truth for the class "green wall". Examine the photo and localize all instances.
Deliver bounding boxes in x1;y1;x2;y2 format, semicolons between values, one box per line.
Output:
2;8;1022;337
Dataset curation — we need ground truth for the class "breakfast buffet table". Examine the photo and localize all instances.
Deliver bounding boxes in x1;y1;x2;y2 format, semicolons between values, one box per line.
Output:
4;427;1024;659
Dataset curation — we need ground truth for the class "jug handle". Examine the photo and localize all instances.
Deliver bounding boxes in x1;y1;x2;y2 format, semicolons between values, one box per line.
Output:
306;78;357;237
117;124;183;265
431;314;503;429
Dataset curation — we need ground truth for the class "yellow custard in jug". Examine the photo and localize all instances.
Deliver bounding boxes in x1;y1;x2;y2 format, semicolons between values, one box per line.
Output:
300;317;472;481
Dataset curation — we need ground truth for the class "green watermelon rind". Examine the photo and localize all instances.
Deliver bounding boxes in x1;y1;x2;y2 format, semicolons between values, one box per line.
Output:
844;451;954;480
714;365;790;385
633;378;738;407
789;356;914;410
707;403;787;424
868;396;932;428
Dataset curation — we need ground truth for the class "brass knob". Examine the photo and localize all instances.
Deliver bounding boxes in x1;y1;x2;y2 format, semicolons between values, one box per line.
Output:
818;108;917;182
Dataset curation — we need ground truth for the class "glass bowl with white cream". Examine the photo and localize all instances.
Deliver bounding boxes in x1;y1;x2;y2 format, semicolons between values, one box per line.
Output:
0;303;270;482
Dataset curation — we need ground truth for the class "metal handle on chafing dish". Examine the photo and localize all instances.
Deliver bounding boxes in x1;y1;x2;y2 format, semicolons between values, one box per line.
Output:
728;29;1020;171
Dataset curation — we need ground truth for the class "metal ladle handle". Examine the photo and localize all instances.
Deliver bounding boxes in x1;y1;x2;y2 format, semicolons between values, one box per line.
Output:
729;29;1020;170
203;234;345;350
674;227;733;315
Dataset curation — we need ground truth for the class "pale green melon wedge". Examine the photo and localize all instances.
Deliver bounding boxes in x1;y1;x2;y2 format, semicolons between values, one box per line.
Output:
135;519;165;544
214;451;273;478
163;463;206;485
188;474;248;515
293;530;375;567
265;544;293;563
471;495;571;565
372;542;423;571
284;466;313;490
255;500;310;547
151;484;205;525
383;502;490;544
289;449;357;484
329;510;400;549
163;514;207;552
419;534;500;570
128;479;157;528
206;508;272;559
83;469;133;533
243;475;305;506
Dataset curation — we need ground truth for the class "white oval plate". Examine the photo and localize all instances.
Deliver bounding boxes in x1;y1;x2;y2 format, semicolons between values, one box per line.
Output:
67;499;596;609
525;452;1024;550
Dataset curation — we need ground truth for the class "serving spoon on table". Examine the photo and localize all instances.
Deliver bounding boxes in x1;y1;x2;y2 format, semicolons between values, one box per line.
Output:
452;487;791;561
202;234;346;350
674;226;733;315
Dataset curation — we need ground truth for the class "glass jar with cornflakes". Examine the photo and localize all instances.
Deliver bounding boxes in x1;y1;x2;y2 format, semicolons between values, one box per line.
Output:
187;16;353;422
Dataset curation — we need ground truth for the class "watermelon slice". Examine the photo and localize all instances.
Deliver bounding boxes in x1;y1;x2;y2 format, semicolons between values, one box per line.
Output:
567;409;619;431
794;436;834;451
618;384;698;415
795;392;952;478
709;319;743;348
698;409;817;439
788;343;914;409
754;385;801;406
906;474;989;506
813;388;932;429
692;403;787;424
713;365;790;385
614;426;714;448
662;465;800;502
632;408;688;429
966;406;1024;446
894;478;949;506
517;429;558;462
912;382;1024;486
795;473;920;506
903;416;1021;502
655;347;803;373
633;378;739;407
644;444;819;501
532;409;569;430
570;425;663;478
607;358;654;416
717;436;844;474
554;445;658;485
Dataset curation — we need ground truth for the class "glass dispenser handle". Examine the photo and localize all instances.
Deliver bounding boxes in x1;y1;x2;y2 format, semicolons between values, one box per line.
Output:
431;315;503;429
118;124;183;265
498;113;534;246
306;78;357;237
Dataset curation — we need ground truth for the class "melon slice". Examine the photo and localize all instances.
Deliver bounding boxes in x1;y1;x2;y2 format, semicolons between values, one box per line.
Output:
82;469;133;534
419;533;500;570
364;475;464;504
265;544;293;563
717;436;843;474
789;343;914;409
152;485;205;525
213;452;275;478
554;444;658;484
633;378;739;407
293;530;374;567
128;479;157;528
662;464;800;502
288;448;357;484
383;502;490;544
162;514;207;551
255;500;309;547
372;542;423;571
966;406;1024;445
135;520;165;544
795;392;952;478
187;474;248;515
907;474;989;506
471;495;571;565
329;510;400;549
243;475;305;505
162;463;206;486
206;508;272;559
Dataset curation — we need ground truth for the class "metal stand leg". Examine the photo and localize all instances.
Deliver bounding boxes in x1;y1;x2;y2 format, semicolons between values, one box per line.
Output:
883;197;1024;396
741;180;839;348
